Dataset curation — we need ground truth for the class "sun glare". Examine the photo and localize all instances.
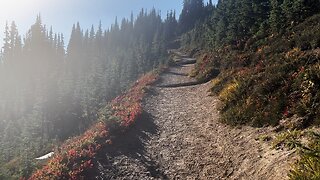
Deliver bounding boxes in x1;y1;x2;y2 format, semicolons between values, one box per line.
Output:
1;0;32;14
0;0;45;21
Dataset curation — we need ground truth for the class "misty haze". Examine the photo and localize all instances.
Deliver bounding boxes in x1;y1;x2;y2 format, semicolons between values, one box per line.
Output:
1;0;320;179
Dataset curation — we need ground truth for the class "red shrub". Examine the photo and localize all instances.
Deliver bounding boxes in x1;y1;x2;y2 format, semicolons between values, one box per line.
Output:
29;122;107;180
29;71;159;179
111;72;158;127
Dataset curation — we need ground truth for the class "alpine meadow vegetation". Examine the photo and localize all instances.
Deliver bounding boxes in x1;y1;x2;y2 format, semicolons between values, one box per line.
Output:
0;8;175;179
180;0;320;179
28;71;160;179
1;0;320;179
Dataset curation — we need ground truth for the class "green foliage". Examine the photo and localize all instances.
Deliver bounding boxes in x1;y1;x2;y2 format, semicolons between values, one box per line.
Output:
270;130;320;179
269;0;284;33
180;0;320;179
288;131;320;179
98;105;122;133
181;0;320;51
29;67;160;179
179;0;205;34
191;53;220;82
188;12;320;127
209;48;319;127
257;134;272;142
0;8;175;178
272;130;303;150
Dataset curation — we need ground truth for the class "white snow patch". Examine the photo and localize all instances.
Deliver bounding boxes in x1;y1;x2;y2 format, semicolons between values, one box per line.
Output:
35;152;54;160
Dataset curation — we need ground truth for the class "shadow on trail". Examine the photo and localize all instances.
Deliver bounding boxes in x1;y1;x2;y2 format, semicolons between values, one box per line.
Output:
87;111;168;179
157;81;203;88
174;58;196;66
157;65;220;89
165;71;189;76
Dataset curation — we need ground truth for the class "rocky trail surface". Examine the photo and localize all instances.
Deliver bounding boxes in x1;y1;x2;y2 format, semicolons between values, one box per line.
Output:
91;53;295;180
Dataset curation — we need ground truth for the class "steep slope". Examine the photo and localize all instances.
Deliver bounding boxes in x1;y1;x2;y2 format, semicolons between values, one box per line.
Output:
89;54;295;180
185;12;320;179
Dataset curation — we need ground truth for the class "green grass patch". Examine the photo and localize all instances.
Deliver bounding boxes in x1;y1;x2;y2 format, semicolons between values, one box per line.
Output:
271;130;320;179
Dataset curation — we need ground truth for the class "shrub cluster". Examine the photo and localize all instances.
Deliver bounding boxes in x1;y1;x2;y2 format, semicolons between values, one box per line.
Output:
192;14;320;127
28;71;160;179
28;122;107;179
214;48;319;127
190;14;320;179
111;71;159;127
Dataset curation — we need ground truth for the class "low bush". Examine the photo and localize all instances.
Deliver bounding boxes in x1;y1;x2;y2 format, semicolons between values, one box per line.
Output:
207;36;320;127
28;71;160;179
188;11;320;180
29;122;108;179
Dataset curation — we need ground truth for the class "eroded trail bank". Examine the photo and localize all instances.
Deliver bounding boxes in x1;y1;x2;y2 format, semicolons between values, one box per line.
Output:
91;57;294;180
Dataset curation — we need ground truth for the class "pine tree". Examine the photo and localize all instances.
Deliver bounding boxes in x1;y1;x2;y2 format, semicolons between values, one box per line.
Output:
179;0;205;34
2;22;10;63
9;21;18;53
270;0;284;33
214;1;228;45
0;9;176;177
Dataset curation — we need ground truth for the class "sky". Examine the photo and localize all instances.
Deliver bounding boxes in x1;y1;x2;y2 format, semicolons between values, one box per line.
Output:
0;0;214;47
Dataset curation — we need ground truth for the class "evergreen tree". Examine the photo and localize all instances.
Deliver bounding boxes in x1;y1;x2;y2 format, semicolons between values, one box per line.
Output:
269;0;284;33
179;0;205;34
2;22;11;64
0;8;177;177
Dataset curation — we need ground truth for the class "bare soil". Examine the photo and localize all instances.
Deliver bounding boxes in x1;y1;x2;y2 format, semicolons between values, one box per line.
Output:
90;57;296;180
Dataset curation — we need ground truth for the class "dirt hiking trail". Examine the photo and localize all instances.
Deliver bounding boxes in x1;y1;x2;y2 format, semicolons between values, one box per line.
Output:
91;53;295;180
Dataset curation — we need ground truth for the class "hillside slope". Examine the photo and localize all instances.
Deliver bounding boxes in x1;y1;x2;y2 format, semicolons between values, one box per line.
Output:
88;54;295;179
183;12;320;179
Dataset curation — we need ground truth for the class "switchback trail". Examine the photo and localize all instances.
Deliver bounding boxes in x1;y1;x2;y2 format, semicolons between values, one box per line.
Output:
91;54;295;180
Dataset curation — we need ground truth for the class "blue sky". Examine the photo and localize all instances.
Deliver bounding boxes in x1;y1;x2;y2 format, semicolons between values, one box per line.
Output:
0;0;215;46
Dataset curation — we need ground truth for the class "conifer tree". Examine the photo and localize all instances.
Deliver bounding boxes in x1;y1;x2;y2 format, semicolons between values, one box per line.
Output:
2;22;10;63
269;0;284;33
0;9;176;177
179;0;205;34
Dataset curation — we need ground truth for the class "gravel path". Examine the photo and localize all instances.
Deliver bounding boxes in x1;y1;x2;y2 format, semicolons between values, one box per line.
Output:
90;56;295;180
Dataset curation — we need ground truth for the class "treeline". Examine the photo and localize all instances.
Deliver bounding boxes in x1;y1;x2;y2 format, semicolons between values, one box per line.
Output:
181;0;320;127
0;8;178;177
180;1;320;178
182;0;320;49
